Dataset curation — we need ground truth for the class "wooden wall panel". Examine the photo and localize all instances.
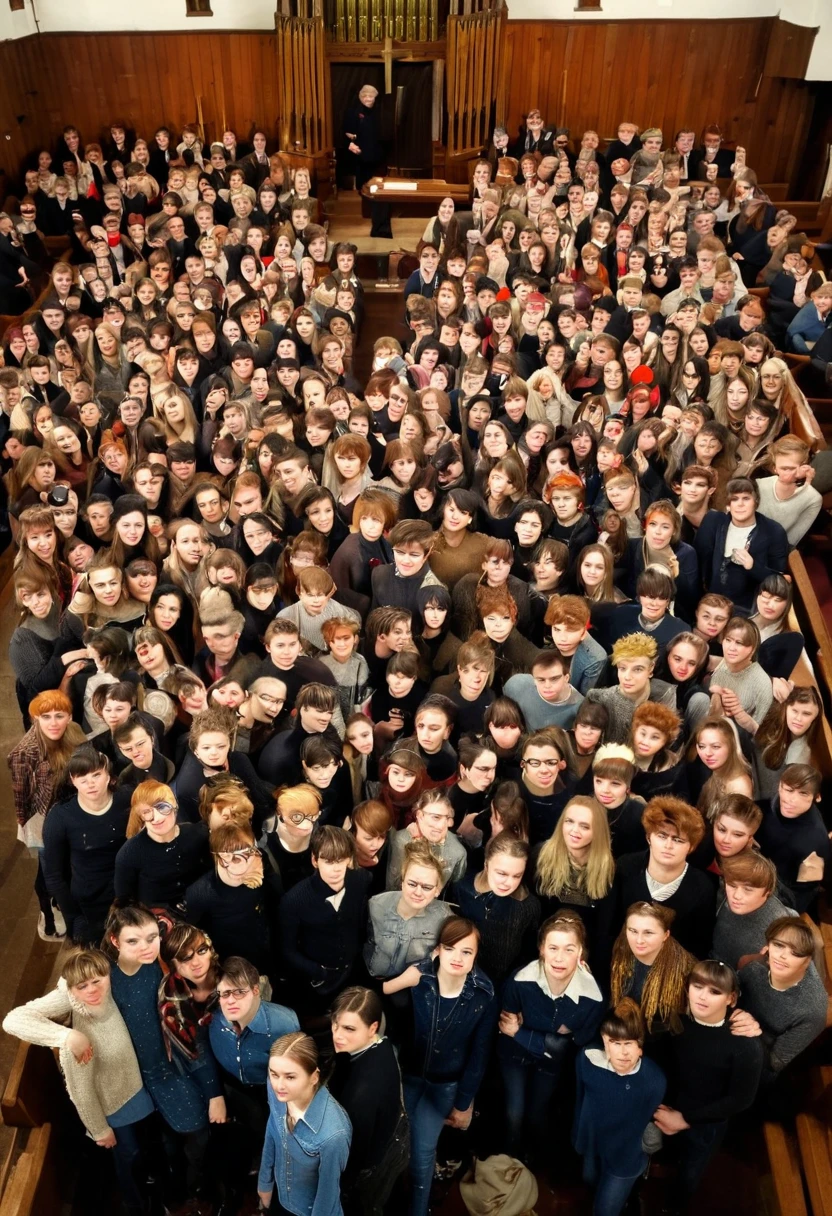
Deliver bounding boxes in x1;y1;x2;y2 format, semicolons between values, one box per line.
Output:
0;20;819;193
501;18;816;187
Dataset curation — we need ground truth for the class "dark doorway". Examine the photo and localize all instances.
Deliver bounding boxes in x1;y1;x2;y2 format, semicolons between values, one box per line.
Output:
331;61;433;185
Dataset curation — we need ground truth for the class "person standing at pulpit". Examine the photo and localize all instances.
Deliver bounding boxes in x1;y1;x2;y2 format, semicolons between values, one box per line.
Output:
345;84;391;238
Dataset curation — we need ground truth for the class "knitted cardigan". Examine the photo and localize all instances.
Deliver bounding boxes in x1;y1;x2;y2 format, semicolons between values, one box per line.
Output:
3;978;145;1141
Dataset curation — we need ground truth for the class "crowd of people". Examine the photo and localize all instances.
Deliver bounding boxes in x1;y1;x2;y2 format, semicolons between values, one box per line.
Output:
0;104;831;1216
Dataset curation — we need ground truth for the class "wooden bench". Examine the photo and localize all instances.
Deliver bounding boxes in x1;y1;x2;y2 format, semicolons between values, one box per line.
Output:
763;1121;808;1216
0;1042;65;1130
0;1125;60;1216
788;552;832;729
795;1111;832;1216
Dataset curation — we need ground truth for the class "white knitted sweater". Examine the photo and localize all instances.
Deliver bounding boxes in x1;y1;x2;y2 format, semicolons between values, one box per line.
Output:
2;978;144;1140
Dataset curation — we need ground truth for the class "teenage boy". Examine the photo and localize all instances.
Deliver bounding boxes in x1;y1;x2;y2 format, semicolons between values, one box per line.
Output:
693;592;734;671
193;608;259;688
695;478;789;614
386;790;468;892
402;695;458;791
257;618;337;710
519;726;572;845
257;685;343;786
279;826;372;1013
42;745;131;944
454;537;533;640
587;634;677;743
545;595;607;693
113;714;175;790
677;464;717;544
547;473;597;564
403;242;441;304
756;764;832;914
755;435;822;548
591;745;647;858
430;635;496;741
712;852;794;970
209;956;299;1088
608;570;690;648
278;567;360;656
175;709;275;828
734;917;828;1087
370;520;441;614
505;650;584;730
609;795;716;959
361;607;413;690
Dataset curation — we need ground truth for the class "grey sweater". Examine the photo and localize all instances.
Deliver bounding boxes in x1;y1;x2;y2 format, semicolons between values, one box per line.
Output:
739;959;828;1076
710;660;773;727
712;893;793;970
503;675;584;730
756;477;822;548
586;680;677;744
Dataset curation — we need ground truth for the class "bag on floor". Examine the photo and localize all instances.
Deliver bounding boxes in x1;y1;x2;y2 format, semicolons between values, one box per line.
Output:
459;1153;538;1216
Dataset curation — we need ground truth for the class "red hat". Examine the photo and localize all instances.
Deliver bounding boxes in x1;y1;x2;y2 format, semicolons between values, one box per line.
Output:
629;365;654;385
127;213;145;227
526;292;547;310
496;286;512;301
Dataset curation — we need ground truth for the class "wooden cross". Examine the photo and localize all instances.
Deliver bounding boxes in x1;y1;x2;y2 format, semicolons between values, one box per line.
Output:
381;36;408;93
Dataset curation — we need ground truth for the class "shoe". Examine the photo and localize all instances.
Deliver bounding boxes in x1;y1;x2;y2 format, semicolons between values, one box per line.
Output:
37;912;64;942
52;905;66;937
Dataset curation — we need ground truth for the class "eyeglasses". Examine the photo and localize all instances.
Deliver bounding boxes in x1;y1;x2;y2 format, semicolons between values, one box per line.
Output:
284;811;321;826
178;943;211;963
256;691;284;707
216;847;258;870
217;986;250;1001
404;878;437;894
523;758;559;769
139;800;175;820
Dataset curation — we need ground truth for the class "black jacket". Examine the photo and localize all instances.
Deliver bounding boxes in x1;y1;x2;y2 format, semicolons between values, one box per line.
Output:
695;509;789;613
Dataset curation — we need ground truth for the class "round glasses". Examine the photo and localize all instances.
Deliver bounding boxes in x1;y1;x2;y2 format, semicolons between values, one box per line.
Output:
284;811;321;826
216;847;258;870
139;800;175;821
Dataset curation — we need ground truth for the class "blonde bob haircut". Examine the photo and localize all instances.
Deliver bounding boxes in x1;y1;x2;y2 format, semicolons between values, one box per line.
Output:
127;779;177;838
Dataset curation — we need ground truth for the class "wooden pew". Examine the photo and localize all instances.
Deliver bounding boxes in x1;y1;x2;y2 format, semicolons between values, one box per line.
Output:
0;1125;60;1216
795;1112;832;1216
0;1042;65;1130
788;552;832;731
0;283;54;343
763;1121;808;1216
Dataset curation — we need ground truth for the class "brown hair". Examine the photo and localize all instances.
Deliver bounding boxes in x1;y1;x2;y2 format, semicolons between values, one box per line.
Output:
641;796;705;849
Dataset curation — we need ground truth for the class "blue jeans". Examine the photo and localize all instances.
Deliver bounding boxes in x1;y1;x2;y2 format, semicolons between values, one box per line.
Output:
673;1121;727;1201
497;1035;571;1163
583;1155;641;1216
111;1119;148;1214
403;1076;458;1216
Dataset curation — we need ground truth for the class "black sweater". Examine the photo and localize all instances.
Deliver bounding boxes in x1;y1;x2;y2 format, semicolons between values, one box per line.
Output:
279;869;372;997
755;796;831;914
42;790;132;938
184;867;282;977
114;823;211;914
328;1037;405;1186
607;850;716;960
174;750;275;831
663;1014;763;1124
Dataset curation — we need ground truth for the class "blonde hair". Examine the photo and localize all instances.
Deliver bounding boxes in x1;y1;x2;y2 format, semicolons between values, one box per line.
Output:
127;780;176;837
610;902;694;1033
275;783;322;820
534;796;615;901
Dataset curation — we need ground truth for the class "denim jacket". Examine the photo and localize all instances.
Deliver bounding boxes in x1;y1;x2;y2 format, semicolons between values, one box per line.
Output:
209;999;300;1086
401;957;497;1111
364;892;453;979
257;1081;351;1216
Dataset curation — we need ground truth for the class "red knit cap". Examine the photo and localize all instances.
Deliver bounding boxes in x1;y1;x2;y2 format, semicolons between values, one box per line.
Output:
629;365;654;385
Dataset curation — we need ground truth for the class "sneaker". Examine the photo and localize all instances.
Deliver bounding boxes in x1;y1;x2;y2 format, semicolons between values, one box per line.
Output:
52;906;67;937
37;913;64;942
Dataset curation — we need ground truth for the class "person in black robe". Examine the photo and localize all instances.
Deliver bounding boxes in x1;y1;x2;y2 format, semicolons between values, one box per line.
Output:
344;84;392;238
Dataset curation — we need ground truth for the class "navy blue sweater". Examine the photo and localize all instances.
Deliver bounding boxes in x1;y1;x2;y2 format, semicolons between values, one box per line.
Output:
501;959;605;1057
573;1050;666;1177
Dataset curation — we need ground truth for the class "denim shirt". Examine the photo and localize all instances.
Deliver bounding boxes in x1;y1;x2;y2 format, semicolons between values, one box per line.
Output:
257;1081;351;1216
209;999;300;1086
402;957;497;1111
364;892;453;979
